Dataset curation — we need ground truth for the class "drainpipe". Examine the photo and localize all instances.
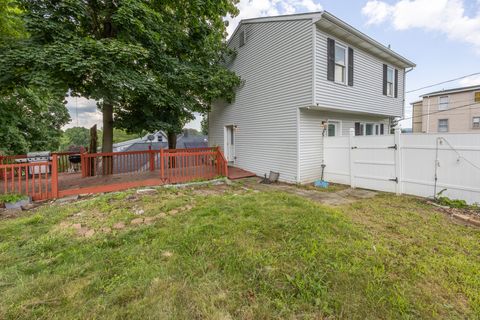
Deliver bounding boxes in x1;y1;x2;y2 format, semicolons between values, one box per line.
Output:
403;67;414;125
426;95;431;133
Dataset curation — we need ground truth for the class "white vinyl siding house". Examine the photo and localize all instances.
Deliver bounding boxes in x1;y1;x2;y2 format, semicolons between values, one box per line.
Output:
314;28;405;116
209;11;415;183
209;19;313;182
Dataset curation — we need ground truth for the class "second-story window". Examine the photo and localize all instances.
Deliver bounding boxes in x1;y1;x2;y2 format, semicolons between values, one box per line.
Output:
327;38;354;86
383;64;398;98
386;67;394;96
334;44;346;84
439;96;449;111
475;91;480;102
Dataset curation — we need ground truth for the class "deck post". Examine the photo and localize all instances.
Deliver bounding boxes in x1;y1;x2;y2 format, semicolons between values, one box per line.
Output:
149;146;155;172
80;153;85;178
51;154;59;198
160;149;164;179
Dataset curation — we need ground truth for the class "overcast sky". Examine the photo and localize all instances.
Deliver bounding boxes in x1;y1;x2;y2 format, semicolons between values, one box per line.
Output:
66;0;480;130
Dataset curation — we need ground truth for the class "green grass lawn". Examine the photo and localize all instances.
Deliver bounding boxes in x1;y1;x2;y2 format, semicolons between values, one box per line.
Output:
0;184;479;319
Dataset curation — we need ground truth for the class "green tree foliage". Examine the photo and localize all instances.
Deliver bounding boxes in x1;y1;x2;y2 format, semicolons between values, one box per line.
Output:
183;128;202;137
0;87;70;154
59;127;90;151
0;0;69;154
201;115;209;135
0;0;26;42
1;0;241;153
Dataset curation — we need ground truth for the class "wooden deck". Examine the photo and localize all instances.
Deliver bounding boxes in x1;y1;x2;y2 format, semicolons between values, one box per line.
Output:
227;166;256;180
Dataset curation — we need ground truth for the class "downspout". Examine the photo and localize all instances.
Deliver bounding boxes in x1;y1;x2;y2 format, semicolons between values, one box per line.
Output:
426;95;431;133
403;67;414;123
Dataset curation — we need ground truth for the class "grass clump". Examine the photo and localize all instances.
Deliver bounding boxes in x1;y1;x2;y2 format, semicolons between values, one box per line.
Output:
0;193;28;205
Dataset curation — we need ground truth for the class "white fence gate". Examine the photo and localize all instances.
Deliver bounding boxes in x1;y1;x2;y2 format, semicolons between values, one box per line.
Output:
324;128;480;204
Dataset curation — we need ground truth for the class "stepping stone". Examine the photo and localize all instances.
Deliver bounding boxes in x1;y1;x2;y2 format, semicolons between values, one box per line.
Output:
162;251;173;258
72;223;82;230
59;222;70;229
101;227;112;233
113;222;125;229
56;195;79;203
131;218;144;225
84;229;95;238
144;217;155;225
136;188;156;195
133;207;145;215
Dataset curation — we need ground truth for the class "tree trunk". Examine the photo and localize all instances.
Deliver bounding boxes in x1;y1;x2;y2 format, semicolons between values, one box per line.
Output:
88;125;97;176
167;130;177;169
102;103;114;174
102;103;114;152
167;131;177;149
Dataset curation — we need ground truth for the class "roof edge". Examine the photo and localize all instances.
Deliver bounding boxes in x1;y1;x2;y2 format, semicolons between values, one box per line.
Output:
320;11;415;68
420;84;480;97
227;11;323;47
226;11;415;68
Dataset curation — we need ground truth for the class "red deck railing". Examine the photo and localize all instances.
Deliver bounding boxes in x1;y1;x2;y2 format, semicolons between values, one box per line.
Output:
0;162;53;200
0;147;228;201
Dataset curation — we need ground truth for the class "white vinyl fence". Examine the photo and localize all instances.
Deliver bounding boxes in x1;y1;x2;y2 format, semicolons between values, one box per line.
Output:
324;128;480;204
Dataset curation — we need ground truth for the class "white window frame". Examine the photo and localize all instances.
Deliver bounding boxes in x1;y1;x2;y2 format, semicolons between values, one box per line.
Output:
473;117;480;129
326;120;342;137
438;96;449;111
386;66;395;97
365;123;375;136
355;122;386;136
474;91;480;103
438;119;449;132
334;42;347;85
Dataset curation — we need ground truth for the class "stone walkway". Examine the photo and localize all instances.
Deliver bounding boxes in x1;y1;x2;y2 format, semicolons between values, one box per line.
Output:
237;177;377;206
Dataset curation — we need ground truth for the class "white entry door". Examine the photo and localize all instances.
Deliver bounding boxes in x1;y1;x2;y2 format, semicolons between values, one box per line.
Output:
225;126;235;162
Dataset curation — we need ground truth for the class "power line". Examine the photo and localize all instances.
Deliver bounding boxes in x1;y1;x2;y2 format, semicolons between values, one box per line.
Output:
406;72;480;94
407;97;480;108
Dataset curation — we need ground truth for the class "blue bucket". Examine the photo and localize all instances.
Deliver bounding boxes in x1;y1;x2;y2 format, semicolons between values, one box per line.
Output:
314;180;329;188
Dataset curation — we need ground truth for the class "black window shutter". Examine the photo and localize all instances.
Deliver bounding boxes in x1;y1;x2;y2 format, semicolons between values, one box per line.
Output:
327;38;335;81
355;122;361;136
380;123;384;135
239;30;245;47
382;64;387;95
348;47;354;86
394;69;399;98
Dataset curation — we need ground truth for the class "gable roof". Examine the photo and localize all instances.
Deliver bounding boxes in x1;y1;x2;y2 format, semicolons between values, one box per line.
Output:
228;11;415;68
420;84;480;98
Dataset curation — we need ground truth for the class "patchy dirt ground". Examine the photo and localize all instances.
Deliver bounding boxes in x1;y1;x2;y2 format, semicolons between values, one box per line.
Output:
236;177;377;206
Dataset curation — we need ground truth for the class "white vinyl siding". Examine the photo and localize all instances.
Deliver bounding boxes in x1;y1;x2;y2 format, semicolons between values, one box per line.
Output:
209;19;313;182
299;109;389;183
315;27;405;117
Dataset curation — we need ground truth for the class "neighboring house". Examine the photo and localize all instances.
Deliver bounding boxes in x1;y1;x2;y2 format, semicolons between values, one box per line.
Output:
208;11;415;183
112;131;207;152
411;85;480;133
411;100;423;133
